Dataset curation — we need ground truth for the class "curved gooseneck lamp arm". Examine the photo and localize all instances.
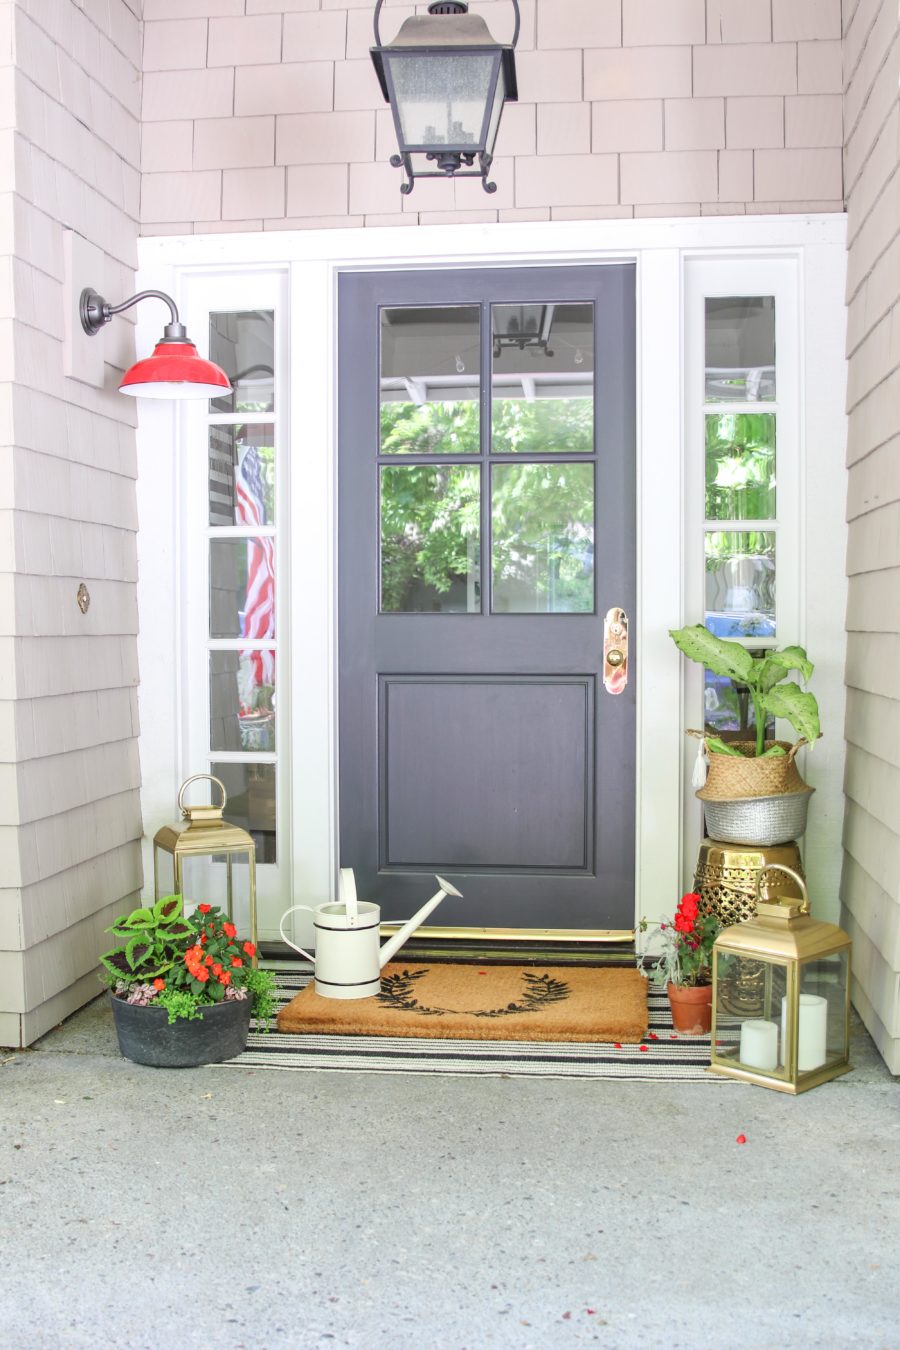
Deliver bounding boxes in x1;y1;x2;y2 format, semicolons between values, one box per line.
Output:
80;287;188;342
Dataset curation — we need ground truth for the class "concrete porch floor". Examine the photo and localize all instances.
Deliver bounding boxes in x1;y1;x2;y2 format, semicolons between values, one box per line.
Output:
1;996;898;1350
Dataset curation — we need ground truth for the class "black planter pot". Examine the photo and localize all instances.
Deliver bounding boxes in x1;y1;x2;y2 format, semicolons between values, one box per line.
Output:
110;993;252;1068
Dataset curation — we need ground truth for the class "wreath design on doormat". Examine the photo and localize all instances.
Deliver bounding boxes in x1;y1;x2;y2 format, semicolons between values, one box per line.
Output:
377;969;571;1019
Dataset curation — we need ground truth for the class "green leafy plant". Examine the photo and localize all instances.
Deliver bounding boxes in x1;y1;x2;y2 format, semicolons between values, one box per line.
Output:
639;893;720;989
669;624;820;757
100;897;276;1029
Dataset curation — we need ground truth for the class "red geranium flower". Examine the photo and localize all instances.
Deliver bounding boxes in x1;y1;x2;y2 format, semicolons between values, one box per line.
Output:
223;922;237;939
674;913;693;934
679;893;700;920
198;903;212;914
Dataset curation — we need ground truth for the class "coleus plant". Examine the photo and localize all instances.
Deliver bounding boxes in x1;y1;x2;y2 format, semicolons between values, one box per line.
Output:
669;624;820;758
99;894;194;985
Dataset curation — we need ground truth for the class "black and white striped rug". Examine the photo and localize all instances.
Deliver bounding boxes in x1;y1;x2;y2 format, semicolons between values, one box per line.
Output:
216;968;731;1081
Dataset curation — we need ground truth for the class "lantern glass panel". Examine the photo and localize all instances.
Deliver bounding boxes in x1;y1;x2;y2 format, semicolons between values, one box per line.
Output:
387;52;496;148
714;950;792;1079
796;951;850;1072
483;63;506;157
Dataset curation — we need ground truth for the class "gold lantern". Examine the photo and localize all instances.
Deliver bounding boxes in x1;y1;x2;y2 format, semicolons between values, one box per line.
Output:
153;774;258;952
708;864;851;1093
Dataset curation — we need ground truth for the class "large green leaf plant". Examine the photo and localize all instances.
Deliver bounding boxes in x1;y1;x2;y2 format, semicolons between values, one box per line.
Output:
669;624;820;758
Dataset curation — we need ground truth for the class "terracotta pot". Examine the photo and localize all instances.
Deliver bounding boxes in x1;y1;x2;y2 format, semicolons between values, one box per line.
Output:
667;982;712;1036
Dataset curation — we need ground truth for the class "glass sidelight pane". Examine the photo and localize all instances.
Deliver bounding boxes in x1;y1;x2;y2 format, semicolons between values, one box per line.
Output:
380;306;480;455
380;464;480;613
210;650;276;753
705;297;775;403
210;537;275;640
209;311;275;414
705;531;775;639
492;463;594;613
491;303;594;454
706;413;775;521
208;424;275;527
210;760;276;864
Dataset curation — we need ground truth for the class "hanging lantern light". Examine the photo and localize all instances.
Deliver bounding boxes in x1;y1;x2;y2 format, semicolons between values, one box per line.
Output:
370;0;519;196
80;287;232;399
708;864;852;1093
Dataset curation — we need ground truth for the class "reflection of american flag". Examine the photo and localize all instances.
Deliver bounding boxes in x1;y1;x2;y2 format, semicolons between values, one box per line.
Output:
236;445;275;684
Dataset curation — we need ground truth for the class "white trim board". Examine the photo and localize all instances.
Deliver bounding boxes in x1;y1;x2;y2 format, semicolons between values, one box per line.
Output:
134;214;849;943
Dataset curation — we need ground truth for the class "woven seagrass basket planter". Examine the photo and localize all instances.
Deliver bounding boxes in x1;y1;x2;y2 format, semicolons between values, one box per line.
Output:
697;739;808;802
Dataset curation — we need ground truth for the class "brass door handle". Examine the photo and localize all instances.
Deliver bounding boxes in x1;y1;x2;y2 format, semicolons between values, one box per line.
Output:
603;608;629;694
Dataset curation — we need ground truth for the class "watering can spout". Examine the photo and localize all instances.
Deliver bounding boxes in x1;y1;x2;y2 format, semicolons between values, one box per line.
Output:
379;875;462;969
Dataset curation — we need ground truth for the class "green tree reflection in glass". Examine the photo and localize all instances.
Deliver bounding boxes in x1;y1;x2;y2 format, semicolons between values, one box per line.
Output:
705;413;775;521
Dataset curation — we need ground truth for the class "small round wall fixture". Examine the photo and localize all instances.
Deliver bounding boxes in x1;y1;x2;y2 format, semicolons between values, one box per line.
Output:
370;0;520;196
80;287;232;400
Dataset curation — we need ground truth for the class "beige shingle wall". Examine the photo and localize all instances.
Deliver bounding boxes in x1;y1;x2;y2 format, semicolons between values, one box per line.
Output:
0;0;144;1047
841;0;900;1073
139;0;846;231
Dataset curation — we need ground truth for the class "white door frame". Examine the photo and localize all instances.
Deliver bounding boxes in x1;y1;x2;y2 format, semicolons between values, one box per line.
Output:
134;213;848;944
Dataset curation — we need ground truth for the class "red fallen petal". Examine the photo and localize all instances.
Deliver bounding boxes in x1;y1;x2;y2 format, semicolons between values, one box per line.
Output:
478;971;487;975
648;1032;658;1039
736;1134;747;1145
613;1043;622;1049
562;1312;572;1320
639;1045;649;1052
670;1034;678;1040
586;1309;597;1315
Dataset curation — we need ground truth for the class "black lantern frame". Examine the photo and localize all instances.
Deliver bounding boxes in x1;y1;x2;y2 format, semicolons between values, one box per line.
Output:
370;0;520;196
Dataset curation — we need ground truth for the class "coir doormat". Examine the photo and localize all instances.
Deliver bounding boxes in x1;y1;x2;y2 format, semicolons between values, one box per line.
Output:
276;962;648;1044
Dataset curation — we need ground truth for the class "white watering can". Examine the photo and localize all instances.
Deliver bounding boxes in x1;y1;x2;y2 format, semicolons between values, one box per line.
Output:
278;869;463;999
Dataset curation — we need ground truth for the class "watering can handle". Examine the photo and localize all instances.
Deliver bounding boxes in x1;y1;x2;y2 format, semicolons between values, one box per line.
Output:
278;905;316;963
339;868;359;926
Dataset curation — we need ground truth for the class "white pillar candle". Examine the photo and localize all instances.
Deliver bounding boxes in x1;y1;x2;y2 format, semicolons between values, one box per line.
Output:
739;1018;779;1071
781;994;828;1072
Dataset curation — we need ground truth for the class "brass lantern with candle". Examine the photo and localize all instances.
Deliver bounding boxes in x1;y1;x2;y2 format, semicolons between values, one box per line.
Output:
153;774;258;953
708;864;851;1093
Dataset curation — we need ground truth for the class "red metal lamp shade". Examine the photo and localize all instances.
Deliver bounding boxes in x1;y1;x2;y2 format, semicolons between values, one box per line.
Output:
119;340;231;400
80;287;232;401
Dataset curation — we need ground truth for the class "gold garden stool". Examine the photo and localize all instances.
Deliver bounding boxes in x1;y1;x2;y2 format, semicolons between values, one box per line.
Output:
693;838;805;926
153;774;258;952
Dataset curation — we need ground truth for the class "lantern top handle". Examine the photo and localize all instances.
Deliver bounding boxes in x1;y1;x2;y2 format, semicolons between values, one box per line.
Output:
373;0;520;48
178;773;228;819
754;862;811;915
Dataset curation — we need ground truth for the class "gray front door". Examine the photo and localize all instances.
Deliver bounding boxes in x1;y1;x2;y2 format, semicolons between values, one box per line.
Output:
338;265;635;932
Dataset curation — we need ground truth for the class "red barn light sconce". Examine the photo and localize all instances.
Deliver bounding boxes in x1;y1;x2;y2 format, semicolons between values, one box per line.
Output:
80;287;232;400
370;0;519;196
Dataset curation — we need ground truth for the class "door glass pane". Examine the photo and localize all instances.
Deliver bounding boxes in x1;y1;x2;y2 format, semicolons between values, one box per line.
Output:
208;425;275;527
210;538;275;640
705;531;775;639
492;463;594;613
210;650;276;752
706;413;775;521
209;311;275;414
380;306;480;455
380;464;480;613
705;297;775;403
210;761;276;864
491;303;593;454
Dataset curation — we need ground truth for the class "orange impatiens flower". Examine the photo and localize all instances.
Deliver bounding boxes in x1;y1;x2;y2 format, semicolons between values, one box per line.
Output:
231;957;243;968
242;942;256;958
198;903;212;914
153;978;166;991
223;922;237;939
205;954;214;967
194;967;209;983
218;971;231;986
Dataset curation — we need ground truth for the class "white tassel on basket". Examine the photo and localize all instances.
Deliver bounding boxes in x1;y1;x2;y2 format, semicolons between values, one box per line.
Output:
692;737;709;789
